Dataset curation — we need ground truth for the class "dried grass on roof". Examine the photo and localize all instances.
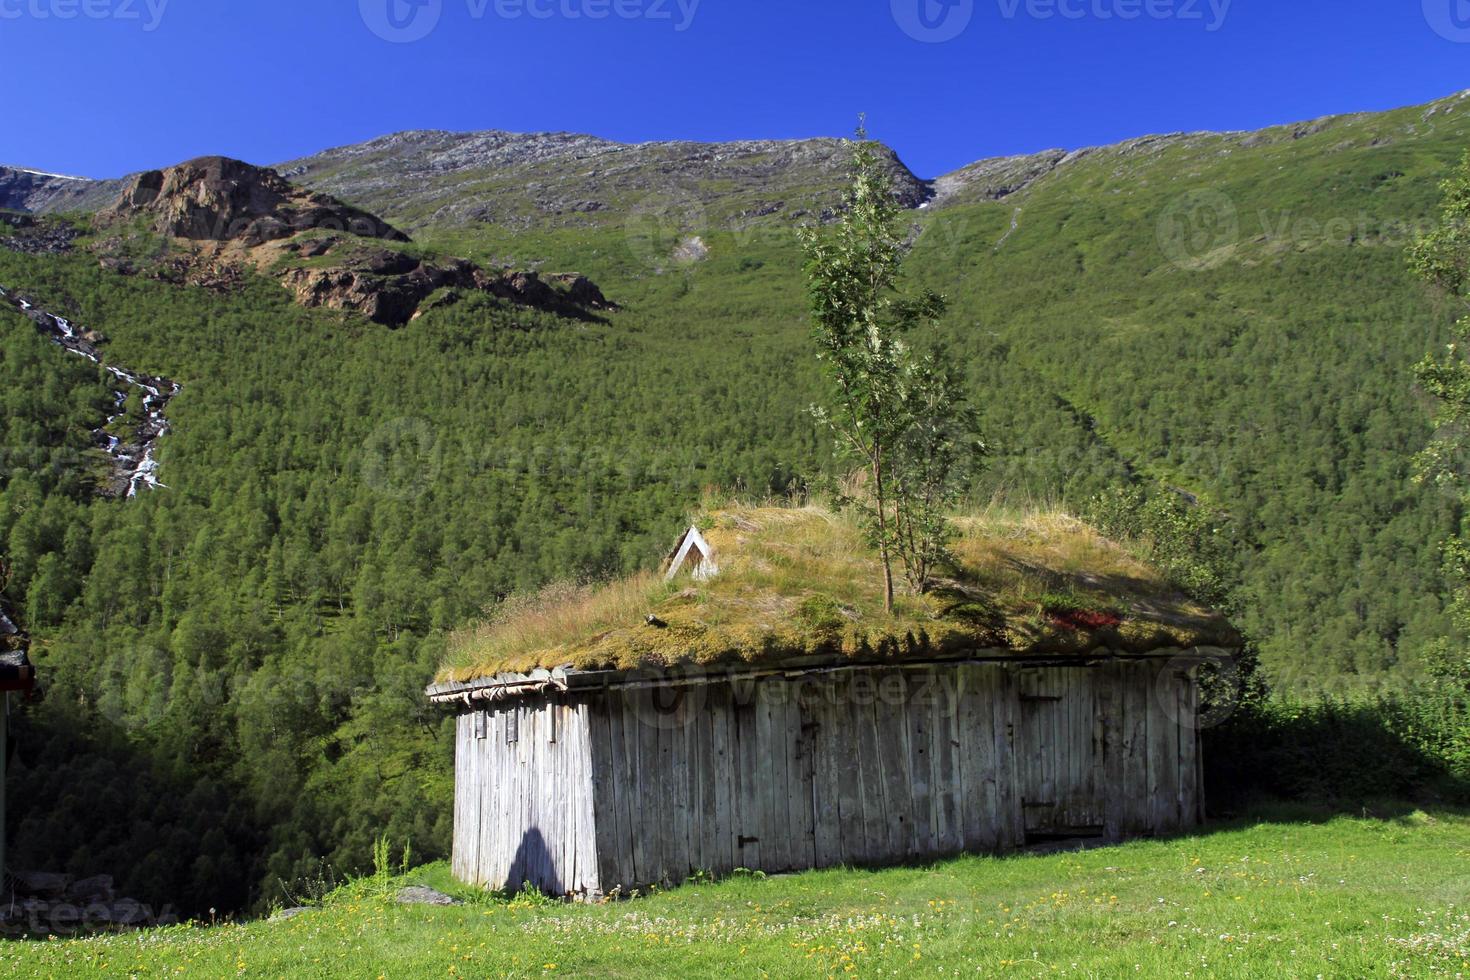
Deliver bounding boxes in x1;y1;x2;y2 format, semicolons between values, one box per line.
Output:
439;504;1239;682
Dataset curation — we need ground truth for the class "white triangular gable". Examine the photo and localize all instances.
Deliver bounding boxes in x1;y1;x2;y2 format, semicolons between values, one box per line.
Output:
665;526;718;582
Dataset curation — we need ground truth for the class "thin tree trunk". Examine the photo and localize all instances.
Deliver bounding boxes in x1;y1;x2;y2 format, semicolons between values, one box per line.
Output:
872;447;895;615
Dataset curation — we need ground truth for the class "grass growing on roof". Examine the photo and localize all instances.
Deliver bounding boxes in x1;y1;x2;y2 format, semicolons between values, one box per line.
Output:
440;503;1239;682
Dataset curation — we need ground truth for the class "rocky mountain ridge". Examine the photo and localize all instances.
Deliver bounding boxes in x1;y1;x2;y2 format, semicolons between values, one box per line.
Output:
0;166;125;214
275;130;932;231
10;88;1470;234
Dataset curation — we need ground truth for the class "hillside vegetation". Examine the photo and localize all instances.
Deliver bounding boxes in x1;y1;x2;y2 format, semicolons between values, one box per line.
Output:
2;92;1469;915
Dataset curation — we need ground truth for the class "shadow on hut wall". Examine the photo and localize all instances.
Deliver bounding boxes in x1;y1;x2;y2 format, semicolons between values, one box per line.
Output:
505;828;563;898
1203;692;1470;816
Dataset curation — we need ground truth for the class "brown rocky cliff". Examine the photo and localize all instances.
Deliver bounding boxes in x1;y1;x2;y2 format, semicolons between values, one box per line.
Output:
105;156;409;246
93;156;609;326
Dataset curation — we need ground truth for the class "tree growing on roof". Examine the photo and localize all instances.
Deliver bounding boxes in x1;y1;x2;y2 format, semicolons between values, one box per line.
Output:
799;122;983;610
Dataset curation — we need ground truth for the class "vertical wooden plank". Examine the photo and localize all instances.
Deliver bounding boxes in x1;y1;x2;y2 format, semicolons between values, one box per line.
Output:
451;714;467;882
1072;667;1095;830
933;668;962;855
576;704;599;897
906;669;935;856
1075;668;1089;830
1097;663;1125;841
710;683;736;876
831;675;867;865
1177;666;1200;829
588;693;623;893
847;680;882;866
504;704;520;889
694;690;712;878
733;690;764;871
953;667;979;852
971;666;1002;852
991;665;1022;850
810;678;842;868
607;691;635;892
490;707;507;889
876;670;916;860
665;691;689;885
650;687;675;885
1194;668;1207;825
773;682;798;873
1016;668;1044;840
1147;661;1180;835
561;705;577;895
754;680;781;872
791;682;817;870
470;712;485;887
1119;663;1147;837
493;706;512;890
688;686;712;877
592;700;610;892
478;710;495;888
611;690;640;887
520;704;542;891
954;666;979;851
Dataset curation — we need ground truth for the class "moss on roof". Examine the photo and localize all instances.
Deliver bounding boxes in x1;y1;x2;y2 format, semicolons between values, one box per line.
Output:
439;505;1241;683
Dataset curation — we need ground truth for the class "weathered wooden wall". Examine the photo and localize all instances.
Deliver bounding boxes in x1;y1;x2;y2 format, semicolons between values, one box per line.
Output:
453;658;1203;897
451;698;600;897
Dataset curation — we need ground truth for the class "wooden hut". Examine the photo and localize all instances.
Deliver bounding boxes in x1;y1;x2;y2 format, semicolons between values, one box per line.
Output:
427;507;1241;899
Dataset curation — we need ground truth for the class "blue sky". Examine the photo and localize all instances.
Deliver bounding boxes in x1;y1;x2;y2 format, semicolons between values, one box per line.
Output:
2;0;1467;179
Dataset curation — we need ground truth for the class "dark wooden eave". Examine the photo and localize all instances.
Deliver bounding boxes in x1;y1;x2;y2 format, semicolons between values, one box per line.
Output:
424;644;1242;706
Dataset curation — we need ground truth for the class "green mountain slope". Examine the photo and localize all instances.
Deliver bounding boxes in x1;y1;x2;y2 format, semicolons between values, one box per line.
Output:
1;90;1468;915
341;89;1470;690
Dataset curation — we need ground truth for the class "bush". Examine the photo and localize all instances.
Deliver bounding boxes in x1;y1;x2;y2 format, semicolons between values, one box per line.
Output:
1205;690;1470;810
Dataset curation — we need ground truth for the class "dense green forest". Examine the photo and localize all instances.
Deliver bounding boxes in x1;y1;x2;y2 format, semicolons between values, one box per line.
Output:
3;93;1470;915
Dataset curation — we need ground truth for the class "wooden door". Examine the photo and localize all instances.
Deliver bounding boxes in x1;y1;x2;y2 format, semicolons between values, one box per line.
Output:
1016;668;1104;840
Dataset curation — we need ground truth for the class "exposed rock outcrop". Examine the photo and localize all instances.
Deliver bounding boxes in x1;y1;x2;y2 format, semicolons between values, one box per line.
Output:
275;243;611;325
103;156;408;246
0;212;81;255
91;157;610;326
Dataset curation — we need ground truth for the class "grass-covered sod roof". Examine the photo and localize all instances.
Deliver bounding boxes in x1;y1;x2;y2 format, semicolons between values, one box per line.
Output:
440;505;1241;683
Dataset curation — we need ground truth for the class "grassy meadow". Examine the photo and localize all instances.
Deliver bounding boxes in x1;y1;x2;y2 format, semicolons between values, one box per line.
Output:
4;805;1467;978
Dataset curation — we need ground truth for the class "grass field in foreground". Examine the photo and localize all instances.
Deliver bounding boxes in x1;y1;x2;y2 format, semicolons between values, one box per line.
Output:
4;805;1468;978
